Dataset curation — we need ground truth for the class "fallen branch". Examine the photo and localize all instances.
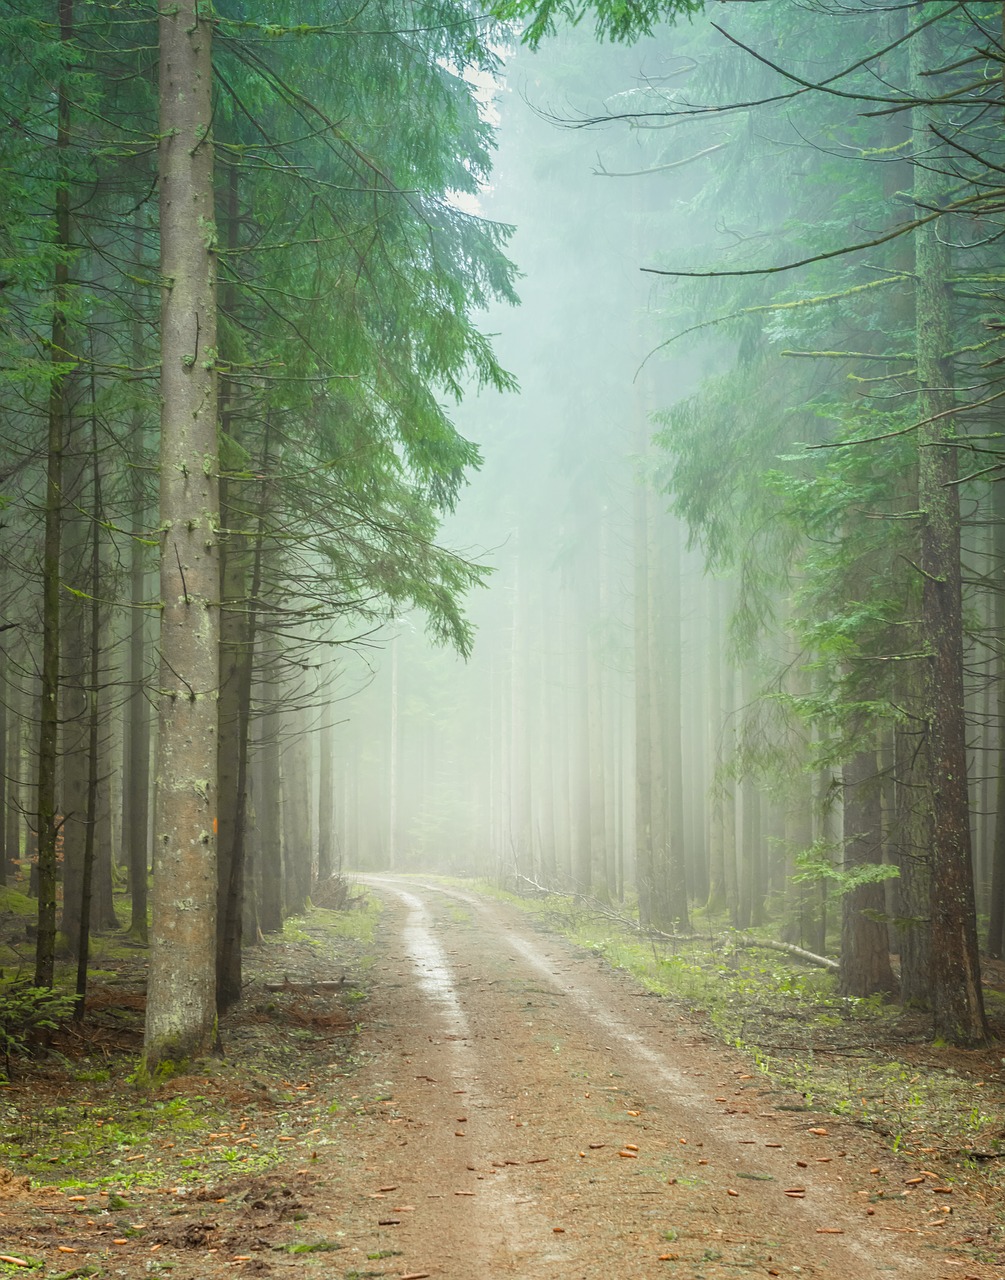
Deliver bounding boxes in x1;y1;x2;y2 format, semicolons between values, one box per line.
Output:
735;936;839;972
263;977;347;993
513;872;552;897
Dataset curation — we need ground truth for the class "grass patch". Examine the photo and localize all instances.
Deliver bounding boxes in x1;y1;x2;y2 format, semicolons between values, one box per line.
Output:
0;885;36;917
310;893;381;945
464;878;1005;1165
0;1092;216;1183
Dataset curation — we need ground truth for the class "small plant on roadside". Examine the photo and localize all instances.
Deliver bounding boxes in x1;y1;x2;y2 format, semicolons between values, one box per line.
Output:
0;979;77;1079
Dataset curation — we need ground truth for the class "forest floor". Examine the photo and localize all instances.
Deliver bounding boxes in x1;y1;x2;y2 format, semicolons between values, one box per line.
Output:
1;876;1005;1279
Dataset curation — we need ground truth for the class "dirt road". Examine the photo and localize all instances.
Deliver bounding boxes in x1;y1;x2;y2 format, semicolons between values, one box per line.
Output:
1;876;999;1279
318;877;987;1279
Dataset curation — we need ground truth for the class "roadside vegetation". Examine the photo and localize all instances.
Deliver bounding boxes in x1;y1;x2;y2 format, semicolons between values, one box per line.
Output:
0;872;1003;1260
0;880;381;1203
479;880;1005;1175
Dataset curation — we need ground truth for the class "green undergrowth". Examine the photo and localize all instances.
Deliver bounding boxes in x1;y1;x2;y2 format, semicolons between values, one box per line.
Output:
467;879;1005;1166
0;884;36;917
0;881;381;1192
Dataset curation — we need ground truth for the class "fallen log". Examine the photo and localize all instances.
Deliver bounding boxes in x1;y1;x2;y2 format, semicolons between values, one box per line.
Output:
734;936;839;972
264;977;347;993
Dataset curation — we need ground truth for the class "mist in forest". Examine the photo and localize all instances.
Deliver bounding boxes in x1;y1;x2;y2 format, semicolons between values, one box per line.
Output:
327;3;1004;1049
4;1;998;1052
329;24;759;900
332;26;730;887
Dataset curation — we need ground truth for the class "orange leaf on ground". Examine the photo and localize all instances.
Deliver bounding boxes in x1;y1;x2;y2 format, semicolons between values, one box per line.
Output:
807;1128;828;1136
624;1144;639;1152
0;1258;29;1268
816;1228;844;1234
618;1150;637;1159
727;1189;739;1197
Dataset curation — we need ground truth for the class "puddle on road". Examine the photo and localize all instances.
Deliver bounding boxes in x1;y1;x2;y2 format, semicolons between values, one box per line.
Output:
392;889;470;1039
369;879;911;1279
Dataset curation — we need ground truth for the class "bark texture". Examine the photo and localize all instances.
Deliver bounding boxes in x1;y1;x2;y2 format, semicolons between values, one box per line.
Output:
144;0;220;1071
912;15;987;1046
839;747;897;998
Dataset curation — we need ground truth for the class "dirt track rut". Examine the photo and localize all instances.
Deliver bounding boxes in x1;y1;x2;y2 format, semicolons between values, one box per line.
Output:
315;877;980;1279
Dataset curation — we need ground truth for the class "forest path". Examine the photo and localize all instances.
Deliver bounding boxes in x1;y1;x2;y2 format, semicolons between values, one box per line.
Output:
319;876;963;1279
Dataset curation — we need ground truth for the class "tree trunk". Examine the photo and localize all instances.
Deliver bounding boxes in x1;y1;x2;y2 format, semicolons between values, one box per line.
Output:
986;476;1005;958
144;0;220;1071
5;677;22;883
58;405;90;955
911;16;987;1045
35;0;74;988
660;512;689;928
839;746;897;997
123;221;152;945
256;638;283;934
318;715;335;883
74;407;103;1016
388;634;399;870
282;705;312;916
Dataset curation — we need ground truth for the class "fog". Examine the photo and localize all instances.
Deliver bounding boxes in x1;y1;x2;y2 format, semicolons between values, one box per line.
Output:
312;5;1002;1035
329;25;738;899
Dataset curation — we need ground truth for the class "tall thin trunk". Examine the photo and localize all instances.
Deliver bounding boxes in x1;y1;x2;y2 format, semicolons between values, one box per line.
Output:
217;419;272;1009
662;513;689;929
5;679;21;882
124;220;151;944
839;746;897;997
74;402;103;1017
35;0;74;988
911;16;987;1045
58;409;89;954
986;477;1005;957
282;704;312;915
144;0;219;1070
318;715;335;883
633;452;655;927
388;634;399;871
256;636;283;934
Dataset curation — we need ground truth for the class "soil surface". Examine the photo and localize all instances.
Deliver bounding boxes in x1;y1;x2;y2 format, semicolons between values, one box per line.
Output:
2;876;1004;1279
